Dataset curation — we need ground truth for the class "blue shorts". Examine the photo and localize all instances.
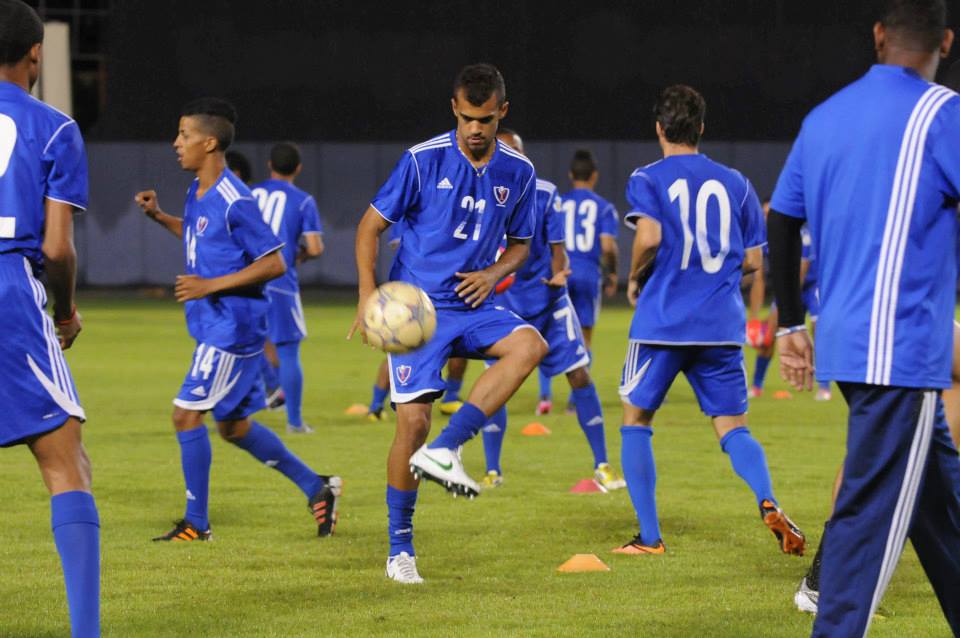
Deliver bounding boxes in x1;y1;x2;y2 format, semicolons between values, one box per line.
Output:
526;294;591;377
619;341;748;416
389;304;538;403
567;276;602;329
266;286;307;344
0;254;85;447
173;343;266;421
802;286;820;320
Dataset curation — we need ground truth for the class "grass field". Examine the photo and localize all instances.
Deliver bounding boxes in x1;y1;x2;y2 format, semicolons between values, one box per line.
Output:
0;294;951;637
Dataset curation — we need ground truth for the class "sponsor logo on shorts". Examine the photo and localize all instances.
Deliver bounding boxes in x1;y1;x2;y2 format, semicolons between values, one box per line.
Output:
494;185;510;206
396;365;413;385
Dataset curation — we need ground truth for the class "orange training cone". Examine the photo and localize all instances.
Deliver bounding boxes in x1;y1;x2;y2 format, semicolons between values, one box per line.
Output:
344;403;369;416
773;390;793;400
521;422;551;436
557;554;610;573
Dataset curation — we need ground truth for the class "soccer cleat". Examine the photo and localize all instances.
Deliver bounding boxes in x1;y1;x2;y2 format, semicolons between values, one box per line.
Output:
612;534;666;555
286;422;314;434
308;475;342;537
535;399;552;415
438;400;463;416
748;386;763;399
481;470;503;488
409;445;481;498
815;388;832;402
760;499;806;555
594;463;626;491
386;551;424;584
152;519;211;542
366;409;384;422
266;387;286;411
794;576;819;614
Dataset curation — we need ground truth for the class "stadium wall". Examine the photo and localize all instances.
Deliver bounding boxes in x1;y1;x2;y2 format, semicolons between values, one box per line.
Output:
78;140;790;287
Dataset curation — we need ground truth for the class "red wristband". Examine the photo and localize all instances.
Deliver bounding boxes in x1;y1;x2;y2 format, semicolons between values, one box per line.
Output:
55;305;77;325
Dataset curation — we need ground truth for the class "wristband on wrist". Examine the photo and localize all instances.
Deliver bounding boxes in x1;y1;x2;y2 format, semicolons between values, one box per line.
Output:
775;324;807;338
55;305;77;325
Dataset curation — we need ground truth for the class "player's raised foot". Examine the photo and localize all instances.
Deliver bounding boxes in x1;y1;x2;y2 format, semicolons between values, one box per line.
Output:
409;445;480;498
152;519;211;542
535;399;552;415
794;576;819;614
814;388;832;402
308;475;342;537
748;386;763;399
612;534;666;555
386;552;424;584
760;500;805;555
481;470;503;489
266;387;286;411
438;399;463;416
367;408;384;422
594;463;626;491
286;422;314;434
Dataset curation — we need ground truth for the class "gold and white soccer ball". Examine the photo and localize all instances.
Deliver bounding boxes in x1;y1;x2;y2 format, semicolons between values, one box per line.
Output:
363;282;437;353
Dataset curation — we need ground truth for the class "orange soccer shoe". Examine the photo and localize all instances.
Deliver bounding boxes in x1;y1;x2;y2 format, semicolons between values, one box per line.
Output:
761;499;806;556
612;534;666;555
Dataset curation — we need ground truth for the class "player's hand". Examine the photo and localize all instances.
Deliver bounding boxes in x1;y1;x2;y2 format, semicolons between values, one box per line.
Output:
174;274;214;302
541;268;571;288
604;273;618;298
455;270;496;308
134;190;161;218
627;279;640;307
347;289;372;346
55;309;82;350
777;330;815;391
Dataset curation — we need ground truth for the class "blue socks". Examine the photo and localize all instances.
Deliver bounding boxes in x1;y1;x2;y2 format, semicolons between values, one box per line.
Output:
260;353;280;391
621;426;661;545
369;384;389;413
177;427;211;530
276;341;303;427
571;383;608;467
538;369;553;400
482;406;508;474
753;355;771;389
720;427;776;505
387;485;417;556
232;421;322;498
51;491;99;638
428;402;486;449
443;376;463;403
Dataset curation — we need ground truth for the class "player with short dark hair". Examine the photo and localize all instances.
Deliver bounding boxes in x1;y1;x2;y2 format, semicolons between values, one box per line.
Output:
614;84;804;558
250;142;325;433
0;1;99;634
135;99;340;543
225;150;252;185
539;148;619;415
351;63;547;584
769;0;960;633
478;129;624;491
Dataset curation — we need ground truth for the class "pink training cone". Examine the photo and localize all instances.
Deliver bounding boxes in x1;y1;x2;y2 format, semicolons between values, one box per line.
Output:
569;479;603;493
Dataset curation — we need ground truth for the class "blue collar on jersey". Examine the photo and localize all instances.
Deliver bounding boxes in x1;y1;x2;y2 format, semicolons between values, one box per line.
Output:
450;130;501;178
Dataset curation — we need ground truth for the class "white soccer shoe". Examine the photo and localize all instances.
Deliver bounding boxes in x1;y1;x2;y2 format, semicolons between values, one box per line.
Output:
409;445;481;498
386;552;424;585
286;423;315;434
794;576;819;614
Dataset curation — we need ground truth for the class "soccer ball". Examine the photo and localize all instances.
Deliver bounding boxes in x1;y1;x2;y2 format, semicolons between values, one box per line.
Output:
363;282;437;353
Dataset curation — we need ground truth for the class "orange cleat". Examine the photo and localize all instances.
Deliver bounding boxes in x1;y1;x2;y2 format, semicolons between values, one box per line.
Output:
612;534;666;555
761;499;805;555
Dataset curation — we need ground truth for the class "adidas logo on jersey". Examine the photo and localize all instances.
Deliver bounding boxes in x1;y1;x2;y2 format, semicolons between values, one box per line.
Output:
190;386;207;397
437;177;453;190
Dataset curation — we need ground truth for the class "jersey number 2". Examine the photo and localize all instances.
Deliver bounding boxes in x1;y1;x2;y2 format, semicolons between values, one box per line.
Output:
668;178;730;274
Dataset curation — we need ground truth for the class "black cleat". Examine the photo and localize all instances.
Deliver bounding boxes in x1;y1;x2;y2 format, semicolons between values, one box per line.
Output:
266;387;286;411
152;519;211;542
309;475;342;537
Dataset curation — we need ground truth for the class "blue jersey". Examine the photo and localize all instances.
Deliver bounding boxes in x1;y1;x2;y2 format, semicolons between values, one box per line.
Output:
250;178;323;292
372;131;536;310
0;82;87;267
772;64;960;388
503;179;566;318
560;188;618;283
182;170;284;355
625;154;766;344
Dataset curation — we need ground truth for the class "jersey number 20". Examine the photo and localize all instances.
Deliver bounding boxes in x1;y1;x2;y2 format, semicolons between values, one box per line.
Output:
668;178;731;274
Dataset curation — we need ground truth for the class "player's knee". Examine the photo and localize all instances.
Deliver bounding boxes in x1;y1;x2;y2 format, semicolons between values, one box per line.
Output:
216;419;250;441
566;366;591;389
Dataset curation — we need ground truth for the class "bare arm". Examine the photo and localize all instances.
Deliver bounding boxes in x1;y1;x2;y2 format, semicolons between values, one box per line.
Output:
600;234;619;297
43;199;82;349
456;237;529;307
174;251;286;302
747;260;765;320
799;257;810;286
135;190;183;239
349;207;391;340
542;242;572;288
297;233;324;264
627;217;661;306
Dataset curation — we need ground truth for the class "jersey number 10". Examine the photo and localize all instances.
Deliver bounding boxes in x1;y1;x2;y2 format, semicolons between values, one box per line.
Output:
668;178;731;274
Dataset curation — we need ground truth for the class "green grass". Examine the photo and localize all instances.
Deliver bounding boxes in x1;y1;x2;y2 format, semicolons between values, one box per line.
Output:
0;295;950;637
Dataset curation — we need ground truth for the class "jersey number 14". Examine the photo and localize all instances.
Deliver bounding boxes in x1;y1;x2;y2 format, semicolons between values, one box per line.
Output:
668;178;731;274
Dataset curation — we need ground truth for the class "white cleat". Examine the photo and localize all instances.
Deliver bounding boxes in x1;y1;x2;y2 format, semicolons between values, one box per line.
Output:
409;444;481;498
794;577;819;614
814;388;832;402
386;552;424;584
286;423;315;434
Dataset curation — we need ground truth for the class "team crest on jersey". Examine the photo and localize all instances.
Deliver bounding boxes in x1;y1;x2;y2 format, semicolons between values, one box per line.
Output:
494;186;510;206
196;216;209;236
396;365;413;385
